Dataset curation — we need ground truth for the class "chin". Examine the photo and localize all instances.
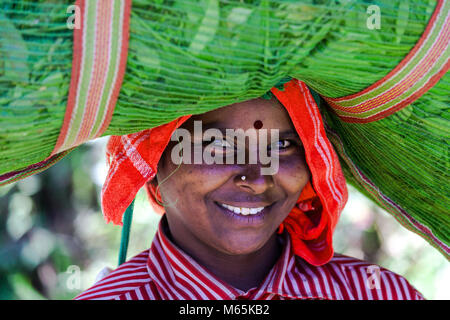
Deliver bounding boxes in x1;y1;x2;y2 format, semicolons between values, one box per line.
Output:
215;232;271;256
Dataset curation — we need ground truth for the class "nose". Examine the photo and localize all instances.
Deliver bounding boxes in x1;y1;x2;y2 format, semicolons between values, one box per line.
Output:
234;164;275;194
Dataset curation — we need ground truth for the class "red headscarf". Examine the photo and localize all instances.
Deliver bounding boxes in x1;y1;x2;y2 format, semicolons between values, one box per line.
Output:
102;79;348;266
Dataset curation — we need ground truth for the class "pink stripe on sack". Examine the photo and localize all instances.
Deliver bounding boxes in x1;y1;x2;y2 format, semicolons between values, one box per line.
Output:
330;18;449;113
324;0;449;122
330;0;447;103
74;0;114;145
52;0;131;155
96;0;131;137
51;0;85;155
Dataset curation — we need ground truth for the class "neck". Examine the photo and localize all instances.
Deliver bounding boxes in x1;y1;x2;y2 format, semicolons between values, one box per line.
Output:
163;217;283;292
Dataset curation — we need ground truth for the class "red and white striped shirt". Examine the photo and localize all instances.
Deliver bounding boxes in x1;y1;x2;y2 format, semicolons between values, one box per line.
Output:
75;219;425;300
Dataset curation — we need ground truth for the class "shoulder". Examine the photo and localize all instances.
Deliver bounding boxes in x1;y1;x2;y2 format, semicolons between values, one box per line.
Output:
316;253;425;300
74;250;160;300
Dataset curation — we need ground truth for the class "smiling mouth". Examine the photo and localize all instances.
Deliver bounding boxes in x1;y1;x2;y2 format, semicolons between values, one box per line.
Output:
217;202;265;215
213;201;274;222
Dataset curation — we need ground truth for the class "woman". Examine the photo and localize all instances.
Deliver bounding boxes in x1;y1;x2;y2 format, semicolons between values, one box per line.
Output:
75;79;424;300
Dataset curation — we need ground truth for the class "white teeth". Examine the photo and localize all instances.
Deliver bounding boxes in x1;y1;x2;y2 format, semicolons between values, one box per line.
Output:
220;203;265;215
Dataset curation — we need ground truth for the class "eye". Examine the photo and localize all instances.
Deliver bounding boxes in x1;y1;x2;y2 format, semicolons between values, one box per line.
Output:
269;139;292;151
204;138;234;152
277;140;292;149
212;139;231;148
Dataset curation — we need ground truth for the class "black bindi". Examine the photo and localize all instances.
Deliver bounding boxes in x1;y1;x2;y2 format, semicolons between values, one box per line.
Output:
253;120;263;129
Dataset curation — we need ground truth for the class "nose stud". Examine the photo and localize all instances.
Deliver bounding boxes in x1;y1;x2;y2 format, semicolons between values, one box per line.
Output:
240;175;246;181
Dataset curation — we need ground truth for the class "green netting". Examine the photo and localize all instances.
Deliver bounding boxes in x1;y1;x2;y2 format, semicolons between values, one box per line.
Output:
0;0;448;255
0;0;72;173
0;0;440;170
319;89;450;248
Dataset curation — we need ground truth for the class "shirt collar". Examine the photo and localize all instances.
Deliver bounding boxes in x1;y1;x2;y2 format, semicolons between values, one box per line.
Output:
146;216;332;300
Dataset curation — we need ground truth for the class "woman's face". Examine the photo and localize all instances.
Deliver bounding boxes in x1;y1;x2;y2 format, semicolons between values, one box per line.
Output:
155;97;311;256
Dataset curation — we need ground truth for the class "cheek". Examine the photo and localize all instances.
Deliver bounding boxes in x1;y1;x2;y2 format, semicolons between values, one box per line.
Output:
182;165;235;202
158;162;231;206
277;154;311;195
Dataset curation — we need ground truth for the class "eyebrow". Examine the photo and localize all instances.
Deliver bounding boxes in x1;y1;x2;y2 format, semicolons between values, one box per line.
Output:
278;130;300;139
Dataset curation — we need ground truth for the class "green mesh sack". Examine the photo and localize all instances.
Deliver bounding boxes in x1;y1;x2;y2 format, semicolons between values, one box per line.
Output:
0;0;448;258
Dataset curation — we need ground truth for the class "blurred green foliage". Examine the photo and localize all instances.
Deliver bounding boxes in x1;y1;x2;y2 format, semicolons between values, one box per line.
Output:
0;140;448;299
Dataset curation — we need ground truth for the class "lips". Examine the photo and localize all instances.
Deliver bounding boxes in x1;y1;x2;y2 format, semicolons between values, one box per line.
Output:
213;201;274;224
218;202;265;215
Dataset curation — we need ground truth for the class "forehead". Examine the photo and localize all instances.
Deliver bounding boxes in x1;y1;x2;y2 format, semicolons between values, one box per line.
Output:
183;97;295;132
